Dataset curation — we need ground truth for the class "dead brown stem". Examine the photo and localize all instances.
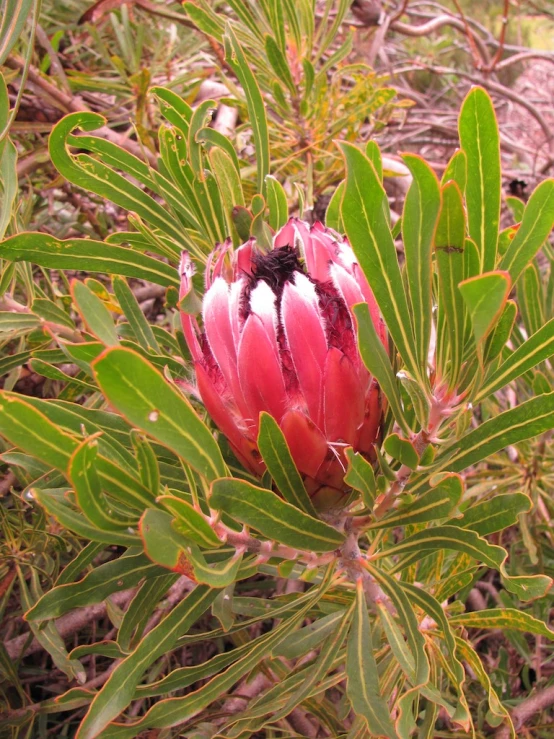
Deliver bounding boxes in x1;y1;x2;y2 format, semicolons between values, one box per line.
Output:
495;685;554;738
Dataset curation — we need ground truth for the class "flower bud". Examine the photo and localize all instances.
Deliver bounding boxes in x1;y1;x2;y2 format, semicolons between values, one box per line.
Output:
180;218;386;508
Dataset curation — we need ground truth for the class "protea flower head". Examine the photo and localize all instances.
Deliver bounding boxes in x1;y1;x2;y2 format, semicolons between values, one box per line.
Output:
180;218;386;509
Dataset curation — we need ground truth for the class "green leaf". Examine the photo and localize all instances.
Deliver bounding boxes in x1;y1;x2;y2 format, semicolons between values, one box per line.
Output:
370;474;462;529
455;638;512;728
0;392;154;511
113;276;160;352
499;178;554;284
0;136;17;240
130;431;160;497
17;572;86;684
455;492;531;536
118;575;176;652
157;495;222;548
519;263;544;337
0;312;40;333
438;393;554;474
401;153;441;369
33;488;139;547
140;508;197;576
325;180;344;232
340;143;420;383
459;87;501;272
224;24;269;194
441;149;467;191
256;412;316;516
365;562;429;686
69;437;136;532
397;369;430;430
96;575;331;738
92;347;227;482
0;233;179;286
384;433;419;469
31;298;75;330
0;392;77;471
30;360;94;393
276;610;346;660
55;541;105;586
483;299;517;365
0;0;34;65
400;582;465;688
210;478;345;552
380;524;551;600
450;608;554;639
377;525;506;568
197;126;241;177
366;140;383;181
344;447;376;508
477;317;554;400
264;34;296;94
435;180;466;386
346;581;398;738
353;302;411;436
458;271;511;346
209;148;245;242
265;175;288;231
186;545;245;588
267;604;353;726
26;552;164;621
76;585;218;739
506;196;525;222
72;280;118;346
49;113;186;247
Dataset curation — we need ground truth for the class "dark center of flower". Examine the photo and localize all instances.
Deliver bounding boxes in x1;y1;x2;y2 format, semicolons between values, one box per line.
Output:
250;245;304;294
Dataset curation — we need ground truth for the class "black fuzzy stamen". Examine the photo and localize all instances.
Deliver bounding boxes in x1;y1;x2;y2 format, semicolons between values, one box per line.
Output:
251;245;304;293
241;245;305;322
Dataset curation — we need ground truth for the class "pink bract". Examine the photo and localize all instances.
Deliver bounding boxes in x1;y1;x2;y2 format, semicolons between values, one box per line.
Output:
180;217;386;509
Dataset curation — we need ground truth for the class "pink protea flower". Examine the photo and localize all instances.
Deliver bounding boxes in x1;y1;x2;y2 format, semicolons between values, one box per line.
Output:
180;218;386;509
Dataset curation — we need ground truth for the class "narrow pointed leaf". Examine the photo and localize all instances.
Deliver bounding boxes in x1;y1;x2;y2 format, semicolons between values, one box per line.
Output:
224;24;269;194
72;280;118;346
257;412;316;516
76;585;218;739
401;153;441;369
499;178;554;284
369;474;462;529
69;437;135;531
477;317;554;400
92;347;227;482
113;277;160;351
210;478;345;552
454;493;531;536
384;433;419;469
346;581;398;738
353;302;411;435
33;488;139;547
345;447;376;508
435;180;466;385
519;263;545;337
441;149;467;191
458;271;511;346
265;175;288;230
459;87;501;272
26;552;164;621
0;233;179;286
157;495;222;548
340;143;420;381
450;609;554;639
